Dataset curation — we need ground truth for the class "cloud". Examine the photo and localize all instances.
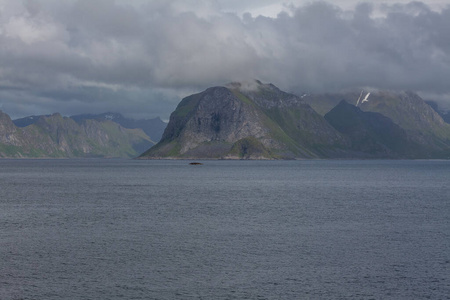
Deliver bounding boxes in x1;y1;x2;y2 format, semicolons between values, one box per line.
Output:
1;0;450;119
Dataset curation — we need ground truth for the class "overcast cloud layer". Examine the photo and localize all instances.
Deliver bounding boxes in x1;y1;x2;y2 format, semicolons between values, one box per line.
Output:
1;0;450;119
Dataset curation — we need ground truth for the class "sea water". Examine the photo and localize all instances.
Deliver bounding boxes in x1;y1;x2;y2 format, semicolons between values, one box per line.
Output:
0;159;449;299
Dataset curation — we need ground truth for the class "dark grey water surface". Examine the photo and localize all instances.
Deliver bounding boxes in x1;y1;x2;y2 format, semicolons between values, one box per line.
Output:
1;159;449;299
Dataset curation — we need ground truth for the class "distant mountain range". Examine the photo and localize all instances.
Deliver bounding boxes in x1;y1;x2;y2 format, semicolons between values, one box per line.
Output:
14;112;167;142
69;113;167;142
3;81;450;159
0;112;167;158
305;90;450;156
140;81;450;159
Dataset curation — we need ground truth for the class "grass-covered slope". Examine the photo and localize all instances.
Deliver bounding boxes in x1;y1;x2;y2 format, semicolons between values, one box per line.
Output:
0;111;154;158
325;101;422;158
306;90;450;158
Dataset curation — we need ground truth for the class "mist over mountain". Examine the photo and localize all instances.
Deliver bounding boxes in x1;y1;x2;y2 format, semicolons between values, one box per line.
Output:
140;81;450;159
141;81;348;159
3;81;450;159
1;1;450;120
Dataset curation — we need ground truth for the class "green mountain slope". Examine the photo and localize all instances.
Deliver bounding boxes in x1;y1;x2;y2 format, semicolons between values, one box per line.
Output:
0;111;154;158
358;91;450;147
141;83;450;159
325;101;422;158
140;81;348;159
70;112;167;142
305;90;450;157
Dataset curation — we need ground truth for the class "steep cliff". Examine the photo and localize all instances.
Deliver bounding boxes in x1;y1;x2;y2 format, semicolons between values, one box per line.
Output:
140;81;348;159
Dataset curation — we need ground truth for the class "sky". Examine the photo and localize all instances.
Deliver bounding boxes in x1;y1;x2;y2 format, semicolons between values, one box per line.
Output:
1;0;450;120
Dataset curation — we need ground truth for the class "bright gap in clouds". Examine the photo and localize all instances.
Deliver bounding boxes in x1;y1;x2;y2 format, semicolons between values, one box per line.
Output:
1;0;450;119
217;0;447;18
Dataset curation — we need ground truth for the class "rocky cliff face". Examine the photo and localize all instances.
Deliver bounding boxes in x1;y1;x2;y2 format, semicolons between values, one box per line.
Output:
160;87;268;151
141;86;273;158
0;111;154;158
141;82;450;159
140;81;348;159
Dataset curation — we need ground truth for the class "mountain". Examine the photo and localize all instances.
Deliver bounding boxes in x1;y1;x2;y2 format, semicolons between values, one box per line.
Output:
1;112;154;158
140;82;450;159
70;113;167;142
305;90;450;157
355;91;450;156
324;101;420;158
15;112;167;142
140;81;349;159
304;90;449;134
12;115;48;127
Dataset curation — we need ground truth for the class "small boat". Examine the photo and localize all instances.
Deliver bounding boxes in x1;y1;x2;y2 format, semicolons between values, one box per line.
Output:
189;162;203;165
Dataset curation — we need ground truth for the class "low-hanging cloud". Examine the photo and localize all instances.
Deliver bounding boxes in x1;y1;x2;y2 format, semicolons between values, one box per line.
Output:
1;0;450;119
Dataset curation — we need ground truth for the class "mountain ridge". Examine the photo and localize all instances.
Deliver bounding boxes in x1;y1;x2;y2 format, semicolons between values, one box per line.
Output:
305;90;450;156
70;113;167;142
3;82;450;159
0;111;157;158
324;100;421;158
14;112;167;142
140;81;450;159
140;81;350;159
